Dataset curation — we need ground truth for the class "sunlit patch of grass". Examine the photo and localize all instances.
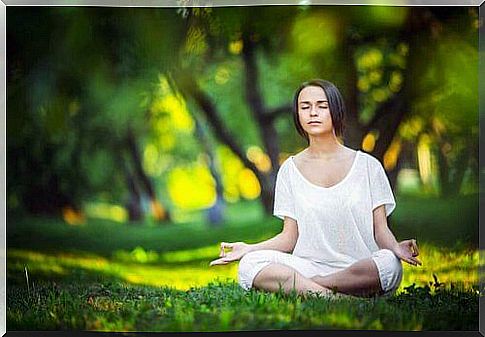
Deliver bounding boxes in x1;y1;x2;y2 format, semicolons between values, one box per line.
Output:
8;248;238;290
160;245;220;263
8;243;481;294
112;244;221;264
396;244;481;293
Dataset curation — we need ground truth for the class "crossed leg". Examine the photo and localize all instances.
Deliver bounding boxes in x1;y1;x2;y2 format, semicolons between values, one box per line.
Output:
252;258;382;298
311;258;383;297
252;263;332;297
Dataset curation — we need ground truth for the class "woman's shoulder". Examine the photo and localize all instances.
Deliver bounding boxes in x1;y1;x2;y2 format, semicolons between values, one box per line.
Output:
278;148;310;174
358;150;385;170
278;154;295;172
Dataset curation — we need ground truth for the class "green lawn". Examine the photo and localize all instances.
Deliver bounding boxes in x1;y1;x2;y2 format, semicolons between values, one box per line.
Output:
6;194;482;331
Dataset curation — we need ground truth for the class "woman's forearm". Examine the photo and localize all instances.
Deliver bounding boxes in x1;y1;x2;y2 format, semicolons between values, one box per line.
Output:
248;232;297;253
375;225;400;252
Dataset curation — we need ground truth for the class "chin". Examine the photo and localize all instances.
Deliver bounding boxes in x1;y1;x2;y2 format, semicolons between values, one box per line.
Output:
306;128;333;136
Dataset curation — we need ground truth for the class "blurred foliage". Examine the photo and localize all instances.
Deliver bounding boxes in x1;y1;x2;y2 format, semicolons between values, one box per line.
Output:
6;6;479;331
7;6;478;219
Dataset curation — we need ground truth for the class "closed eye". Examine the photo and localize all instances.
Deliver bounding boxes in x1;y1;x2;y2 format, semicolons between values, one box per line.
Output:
301;106;328;109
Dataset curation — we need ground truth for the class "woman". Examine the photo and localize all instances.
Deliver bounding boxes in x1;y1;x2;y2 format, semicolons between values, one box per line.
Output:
210;79;421;298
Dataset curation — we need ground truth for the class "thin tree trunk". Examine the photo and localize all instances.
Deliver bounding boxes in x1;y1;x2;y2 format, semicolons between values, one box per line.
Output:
123;163;143;223
388;150;403;192
172;69;276;214
360;8;435;167
241;31;280;214
193;115;226;226
436;141;451;198
241;32;281;172
342;41;364;149
257;173;275;215
126;128;171;222
449;145;470;196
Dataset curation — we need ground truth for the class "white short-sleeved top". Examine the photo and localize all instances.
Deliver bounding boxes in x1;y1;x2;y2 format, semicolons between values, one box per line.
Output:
273;150;396;269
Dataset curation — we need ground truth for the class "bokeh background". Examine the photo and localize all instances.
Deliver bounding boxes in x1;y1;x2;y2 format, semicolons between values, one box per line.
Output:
6;4;480;316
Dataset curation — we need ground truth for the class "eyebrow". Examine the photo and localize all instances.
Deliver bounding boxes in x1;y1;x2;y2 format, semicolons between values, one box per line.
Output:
300;100;328;104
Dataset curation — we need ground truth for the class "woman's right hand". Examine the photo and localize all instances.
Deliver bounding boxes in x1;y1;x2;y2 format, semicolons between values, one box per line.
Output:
209;241;252;266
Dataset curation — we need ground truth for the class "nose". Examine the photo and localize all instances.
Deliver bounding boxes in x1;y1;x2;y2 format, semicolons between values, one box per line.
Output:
310;105;319;116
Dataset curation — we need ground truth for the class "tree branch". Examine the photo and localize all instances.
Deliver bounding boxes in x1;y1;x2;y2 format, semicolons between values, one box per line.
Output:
241;31;280;172
241;31;266;120
172;70;260;175
266;104;292;122
363;95;399;135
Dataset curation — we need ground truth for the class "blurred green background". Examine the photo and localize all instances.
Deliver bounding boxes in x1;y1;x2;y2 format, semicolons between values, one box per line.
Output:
6;5;479;299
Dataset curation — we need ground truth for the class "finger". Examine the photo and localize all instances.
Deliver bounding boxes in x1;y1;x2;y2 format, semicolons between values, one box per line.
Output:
406;256;422;266
221;242;233;249
398;253;419;266
219;246;226;257
209;258;230;266
412;240;420;256
211;254;238;265
406;240;419;256
402;257;419;266
220;242;231;257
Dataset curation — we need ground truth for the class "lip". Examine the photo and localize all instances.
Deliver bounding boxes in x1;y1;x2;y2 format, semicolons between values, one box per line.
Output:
307;121;322;125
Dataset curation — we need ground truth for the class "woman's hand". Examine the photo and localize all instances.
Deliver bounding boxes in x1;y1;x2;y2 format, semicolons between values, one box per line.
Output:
209;242;252;266
393;239;422;266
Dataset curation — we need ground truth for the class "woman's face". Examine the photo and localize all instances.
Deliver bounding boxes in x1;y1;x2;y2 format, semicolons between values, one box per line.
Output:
297;85;334;137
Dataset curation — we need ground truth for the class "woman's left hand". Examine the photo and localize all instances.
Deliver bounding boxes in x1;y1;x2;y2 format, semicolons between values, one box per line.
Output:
393;239;422;266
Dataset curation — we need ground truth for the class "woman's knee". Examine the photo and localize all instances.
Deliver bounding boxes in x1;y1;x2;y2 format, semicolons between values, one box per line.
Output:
237;250;276;290
372;249;403;294
379;249;403;275
239;250;271;274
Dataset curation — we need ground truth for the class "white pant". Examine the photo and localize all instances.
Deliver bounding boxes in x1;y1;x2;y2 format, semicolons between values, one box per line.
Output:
238;249;403;296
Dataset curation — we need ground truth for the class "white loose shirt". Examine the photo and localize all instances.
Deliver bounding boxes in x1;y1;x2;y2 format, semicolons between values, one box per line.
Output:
273;150;396;270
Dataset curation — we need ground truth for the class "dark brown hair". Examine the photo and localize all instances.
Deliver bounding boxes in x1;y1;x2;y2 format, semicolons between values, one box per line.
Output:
292;79;346;144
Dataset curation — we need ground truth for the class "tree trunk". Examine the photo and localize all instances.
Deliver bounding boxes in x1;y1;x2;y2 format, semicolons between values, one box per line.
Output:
436;138;471;198
22;144;76;216
241;31;281;215
123;163;143;223
448;145;470;196
356;8;435;169
172;66;278;217
388;150;403;192
341;41;365;149
193;115;226;226
125;128;171;222
256;172;275;215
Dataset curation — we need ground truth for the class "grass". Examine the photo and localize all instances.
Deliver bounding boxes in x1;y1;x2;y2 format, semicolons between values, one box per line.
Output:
6;195;482;331
7;280;479;331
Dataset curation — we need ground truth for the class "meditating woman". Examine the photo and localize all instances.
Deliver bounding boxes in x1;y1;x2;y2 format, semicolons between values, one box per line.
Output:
210;79;421;298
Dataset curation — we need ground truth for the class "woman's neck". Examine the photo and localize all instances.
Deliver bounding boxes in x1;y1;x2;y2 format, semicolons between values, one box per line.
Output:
305;133;347;159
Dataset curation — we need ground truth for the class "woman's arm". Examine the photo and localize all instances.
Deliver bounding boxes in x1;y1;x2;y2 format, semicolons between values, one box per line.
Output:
209;216;298;266
373;205;422;266
249;216;299;253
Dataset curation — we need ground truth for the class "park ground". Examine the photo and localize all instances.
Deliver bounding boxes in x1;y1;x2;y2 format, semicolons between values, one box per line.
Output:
6;194;482;331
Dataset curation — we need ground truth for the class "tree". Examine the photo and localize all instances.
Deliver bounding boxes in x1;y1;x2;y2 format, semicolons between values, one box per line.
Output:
7;7;187;220
172;6;478;212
